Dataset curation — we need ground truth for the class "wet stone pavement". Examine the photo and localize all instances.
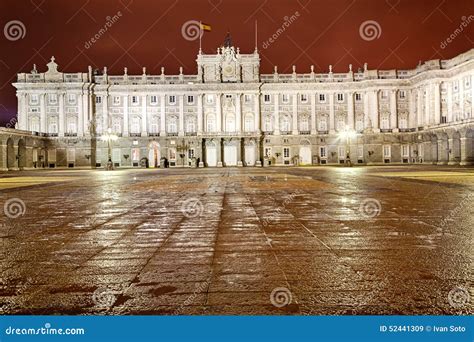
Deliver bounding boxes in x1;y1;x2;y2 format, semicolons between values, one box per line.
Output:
0;166;472;315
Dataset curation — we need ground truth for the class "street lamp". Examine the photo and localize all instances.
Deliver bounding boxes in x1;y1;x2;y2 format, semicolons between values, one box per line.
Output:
338;126;357;167
101;128;118;170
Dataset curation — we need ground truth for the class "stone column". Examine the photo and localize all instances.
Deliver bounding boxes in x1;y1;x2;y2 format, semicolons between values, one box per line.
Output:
347;91;354;130
59;93;65;137
408;89;415;129
363;91;370;129
447;83;453;123
199;138;205;167
216;94;222;132
434;82;441;125
371;90;379;131
329;92;335;132
448;135;459;165
197;94;203;135
17;93;27;130
40;94;46;133
179;94;184;136
217;138;223;167
274;93;280;135
310;93;316;134
123;95;129;136
141;95;148;136
78;93;84;137
254;93;260;132
160;94;166;136
437;136;448;165
237;138;243;166
390;89;397;131
417;88;423;127
460;136;474;166
292;93;298;135
424;85;430;126
236;94;242;133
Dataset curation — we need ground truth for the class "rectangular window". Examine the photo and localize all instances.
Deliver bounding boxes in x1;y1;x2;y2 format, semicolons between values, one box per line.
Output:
264;147;272;157
355;93;362;101
300;94;308;102
188;149;195;159
319;146;327;158
30;94;39;104
150;95;158;104
357;145;364;158
282;94;289;103
244;94;252;102
383;145;391;158
381;91;388;99
95;96;102;104
402;145;409;157
283;147;290;158
113;96;121;105
337;93;344;102
264;94;271;103
187;95;194;104
68;94;76;104
169;95;176;104
453;81;459;92
169;148;176;160
319;94;326;102
206;94;213;103
131;96;138;104
49;94;57;104
338;146;346;159
131;148;140;161
399;90;406;99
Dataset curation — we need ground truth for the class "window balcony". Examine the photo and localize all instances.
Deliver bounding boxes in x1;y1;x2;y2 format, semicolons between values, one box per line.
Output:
280;131;291;135
167;132;178;137
185;132;197;136
380;129;393;133
148;132;160;137
64;132;77;137
318;130;329;135
299;130;311;135
129;133;142;137
263;131;274;135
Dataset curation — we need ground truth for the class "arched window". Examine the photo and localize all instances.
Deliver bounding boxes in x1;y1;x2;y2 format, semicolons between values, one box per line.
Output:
206;114;216;132
167;116;178;133
225;114;235;132
131;116;140;133
186;116;196;133
29;116;40;132
318;119;327;131
149;116;159;133
112;118;121;134
244;114;254;132
299;115;309;132
281;115;291;132
48;116;58;134
264;115;272;132
336;118;345;131
399;117;408;129
66;116;77;134
381;117;389;129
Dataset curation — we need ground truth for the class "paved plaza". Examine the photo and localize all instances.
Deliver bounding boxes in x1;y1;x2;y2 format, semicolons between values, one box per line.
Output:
0;166;473;315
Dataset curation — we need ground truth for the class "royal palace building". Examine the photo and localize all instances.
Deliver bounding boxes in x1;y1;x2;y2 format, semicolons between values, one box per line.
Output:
2;38;474;170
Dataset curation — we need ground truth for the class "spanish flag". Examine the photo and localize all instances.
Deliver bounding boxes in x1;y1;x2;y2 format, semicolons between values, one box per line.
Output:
200;23;211;32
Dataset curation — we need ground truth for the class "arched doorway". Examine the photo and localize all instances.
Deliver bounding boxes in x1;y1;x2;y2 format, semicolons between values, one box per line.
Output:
6;138;15;170
18;139;26;169
244;140;256;166
206;140;217;167
299;140;312;165
148;141;160;168
223;140;237;166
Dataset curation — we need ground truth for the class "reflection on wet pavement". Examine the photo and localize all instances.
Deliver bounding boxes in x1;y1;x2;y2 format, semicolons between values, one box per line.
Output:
0;166;472;315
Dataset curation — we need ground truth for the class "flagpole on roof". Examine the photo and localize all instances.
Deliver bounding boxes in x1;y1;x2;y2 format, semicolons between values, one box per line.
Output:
254;20;258;53
199;21;202;54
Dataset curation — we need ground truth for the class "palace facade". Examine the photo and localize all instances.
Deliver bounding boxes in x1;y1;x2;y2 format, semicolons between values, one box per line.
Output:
2;40;474;170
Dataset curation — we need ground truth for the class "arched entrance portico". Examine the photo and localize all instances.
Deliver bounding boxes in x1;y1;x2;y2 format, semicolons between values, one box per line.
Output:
18;139;26;169
299;140;312;165
206;140;217;167
6;138;15;170
244;140;256;166
148;141;160;168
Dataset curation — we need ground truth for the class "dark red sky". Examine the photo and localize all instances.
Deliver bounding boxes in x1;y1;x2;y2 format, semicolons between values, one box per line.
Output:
0;0;473;125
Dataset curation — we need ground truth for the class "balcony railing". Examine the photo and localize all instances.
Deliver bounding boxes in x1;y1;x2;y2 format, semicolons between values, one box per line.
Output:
318;130;329;135
148;133;160;137
129;133;142;137
299;130;311;135
64;133;77;137
280;131;291;135
380;129;393;133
